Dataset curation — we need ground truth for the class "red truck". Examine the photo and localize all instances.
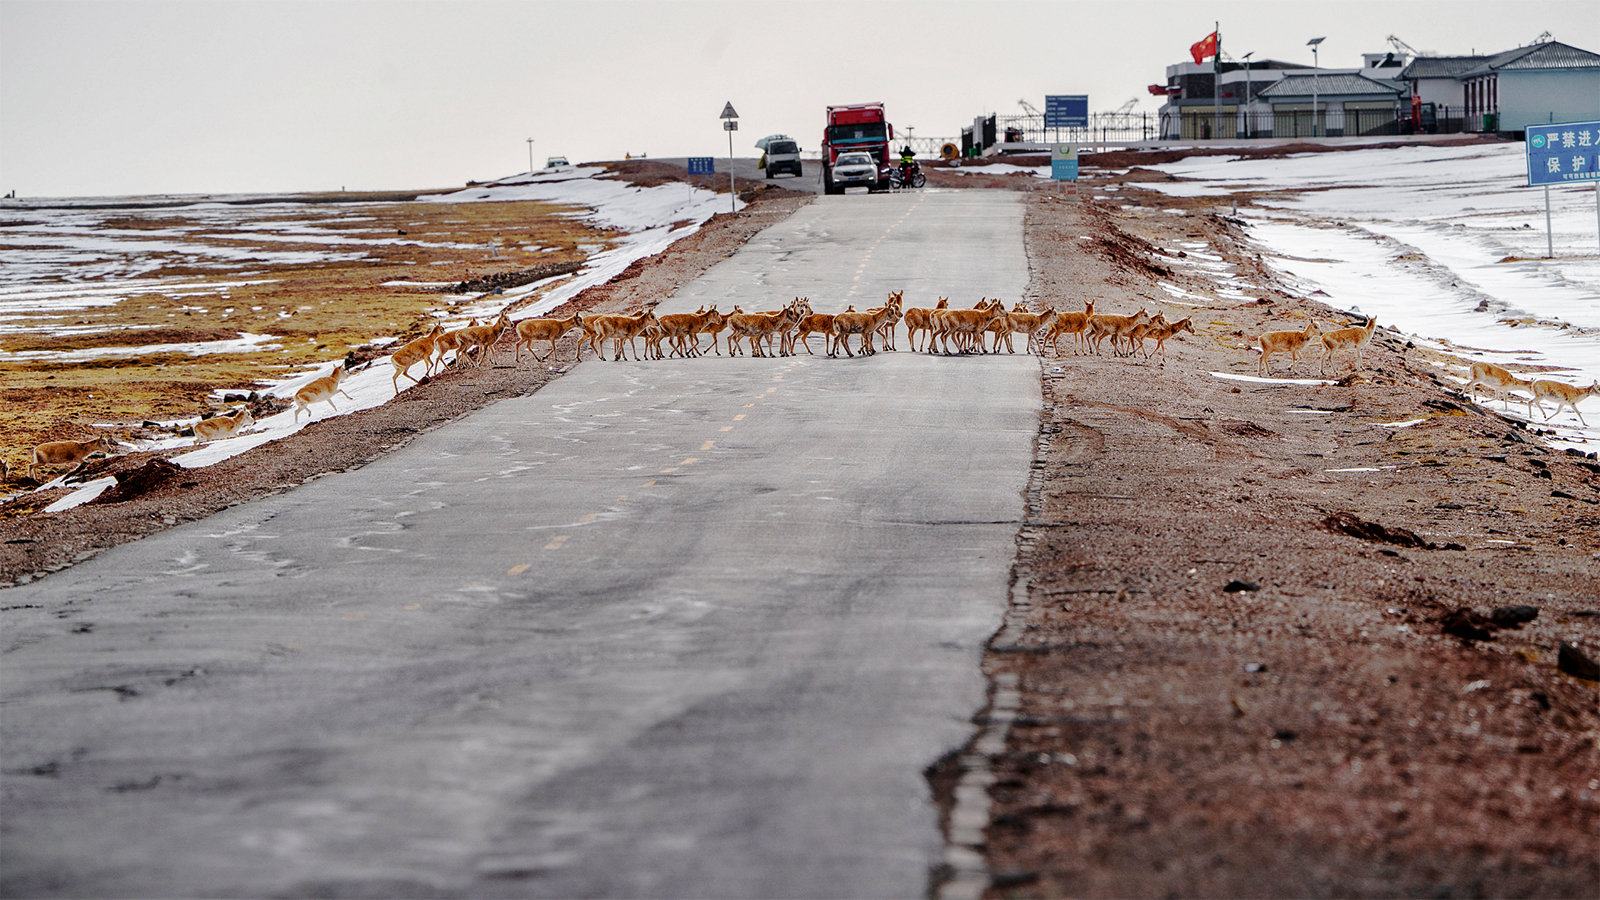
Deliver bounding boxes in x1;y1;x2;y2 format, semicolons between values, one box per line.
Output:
821;103;894;195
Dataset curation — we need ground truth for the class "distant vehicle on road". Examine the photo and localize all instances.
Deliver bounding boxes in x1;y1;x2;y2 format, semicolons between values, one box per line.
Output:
546;156;571;168
821;103;893;195
764;139;803;178
830;152;879;191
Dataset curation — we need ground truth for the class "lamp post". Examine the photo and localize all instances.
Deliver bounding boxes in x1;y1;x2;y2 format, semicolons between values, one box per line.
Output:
527;138;535;174
1241;51;1254;138
720;102;739;213
1308;37;1325;137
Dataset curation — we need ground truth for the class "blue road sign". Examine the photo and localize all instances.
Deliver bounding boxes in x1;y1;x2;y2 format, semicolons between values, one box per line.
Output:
1526;122;1600;187
687;157;715;176
1045;95;1089;129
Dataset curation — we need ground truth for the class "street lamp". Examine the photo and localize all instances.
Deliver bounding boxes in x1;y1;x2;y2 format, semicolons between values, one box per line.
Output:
527;138;535;174
1308;37;1325;137
720;101;739;213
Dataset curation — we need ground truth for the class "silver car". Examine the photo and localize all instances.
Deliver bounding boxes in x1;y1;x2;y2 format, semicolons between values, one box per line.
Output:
830;152;879;190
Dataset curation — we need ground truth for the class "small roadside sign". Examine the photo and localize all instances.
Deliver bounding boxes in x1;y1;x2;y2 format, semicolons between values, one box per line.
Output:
687;157;715;176
1526;122;1600;186
1051;144;1079;181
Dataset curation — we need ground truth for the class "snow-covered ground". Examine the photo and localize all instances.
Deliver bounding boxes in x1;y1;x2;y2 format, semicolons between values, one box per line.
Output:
1143;143;1600;452
17;166;734;508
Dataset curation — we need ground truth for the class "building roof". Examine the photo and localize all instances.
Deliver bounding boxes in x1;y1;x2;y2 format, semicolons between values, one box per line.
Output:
1398;55;1488;80
1258;72;1407;99
1459;40;1600;77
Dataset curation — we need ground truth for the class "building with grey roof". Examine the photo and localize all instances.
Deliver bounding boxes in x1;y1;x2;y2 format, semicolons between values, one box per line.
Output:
1454;40;1600;132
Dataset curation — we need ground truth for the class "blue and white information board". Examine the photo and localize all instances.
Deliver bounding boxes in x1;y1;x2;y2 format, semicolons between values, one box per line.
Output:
687;157;715;176
1045;95;1089;129
1526;122;1600;186
1051;144;1079;181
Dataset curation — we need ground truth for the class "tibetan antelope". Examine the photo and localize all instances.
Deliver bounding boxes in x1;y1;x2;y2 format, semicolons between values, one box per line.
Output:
795;309;840;356
654;307;719;359
513;312;582;363
996;307;1060;355
1084;307;1149;356
1257;319;1318;377
930;299;1005;355
1529;378;1600;425
1319;316;1378;375
903;297;949;352
1145;316;1194;357
192;408;253;444
391;323;444;390
1462;362;1535;412
30;436;112;480
293;365;352;422
1045;299;1095;355
454;312;510;367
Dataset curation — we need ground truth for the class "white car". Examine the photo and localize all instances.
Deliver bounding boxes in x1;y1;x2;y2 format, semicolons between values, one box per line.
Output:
546;156;571;168
830;152;880;191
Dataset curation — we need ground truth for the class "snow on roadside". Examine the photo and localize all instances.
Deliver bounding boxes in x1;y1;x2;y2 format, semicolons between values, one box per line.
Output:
1143;143;1600;452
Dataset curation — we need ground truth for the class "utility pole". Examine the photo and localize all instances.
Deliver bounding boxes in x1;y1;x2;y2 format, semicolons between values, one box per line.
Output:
527;138;535;174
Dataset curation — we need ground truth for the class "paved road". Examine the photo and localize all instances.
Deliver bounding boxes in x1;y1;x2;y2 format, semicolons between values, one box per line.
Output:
1;192;1037;898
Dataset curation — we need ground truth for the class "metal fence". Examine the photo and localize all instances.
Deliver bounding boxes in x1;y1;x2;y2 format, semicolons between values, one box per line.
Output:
1159;106;1475;141
911;106;1481;155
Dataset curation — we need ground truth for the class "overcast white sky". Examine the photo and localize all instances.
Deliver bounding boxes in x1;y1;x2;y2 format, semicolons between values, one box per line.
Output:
4;0;1598;198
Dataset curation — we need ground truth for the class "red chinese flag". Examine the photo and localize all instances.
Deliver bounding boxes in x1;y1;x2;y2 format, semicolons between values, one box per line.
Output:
1190;31;1218;65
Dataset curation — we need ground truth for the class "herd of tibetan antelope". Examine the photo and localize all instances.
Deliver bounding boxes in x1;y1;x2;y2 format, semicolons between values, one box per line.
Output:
11;293;1598;483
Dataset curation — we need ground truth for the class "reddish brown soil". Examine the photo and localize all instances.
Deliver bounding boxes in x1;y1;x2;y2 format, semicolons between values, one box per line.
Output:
972;181;1599;899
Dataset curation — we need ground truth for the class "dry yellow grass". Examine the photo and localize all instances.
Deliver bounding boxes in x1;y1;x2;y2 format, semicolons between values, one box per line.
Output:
1;196;610;474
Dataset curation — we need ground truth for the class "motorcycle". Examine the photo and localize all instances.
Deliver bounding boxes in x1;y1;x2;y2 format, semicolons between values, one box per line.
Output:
888;159;926;189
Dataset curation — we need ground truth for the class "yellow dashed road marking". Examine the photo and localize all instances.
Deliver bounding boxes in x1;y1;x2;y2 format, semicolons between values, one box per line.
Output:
720;426;733;432
734;414;746;420
507;564;531;575
700;441;715;450
643;480;656;487
680;457;699;465
660;467;680;474
404;603;421;610
579;513;597;523
343;612;366;621
544;535;569;550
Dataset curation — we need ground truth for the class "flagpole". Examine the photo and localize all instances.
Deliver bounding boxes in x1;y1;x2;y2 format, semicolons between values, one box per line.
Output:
1213;22;1221;143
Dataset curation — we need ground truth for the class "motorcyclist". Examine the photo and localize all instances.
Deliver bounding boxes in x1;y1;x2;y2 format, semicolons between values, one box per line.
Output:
898;146;917;181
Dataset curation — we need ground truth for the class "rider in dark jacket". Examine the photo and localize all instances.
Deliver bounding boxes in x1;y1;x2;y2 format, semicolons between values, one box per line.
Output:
898;146;916;179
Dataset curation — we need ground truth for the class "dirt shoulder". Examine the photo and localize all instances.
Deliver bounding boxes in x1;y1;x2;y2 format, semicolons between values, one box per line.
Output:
0;185;811;583
974;183;1599;897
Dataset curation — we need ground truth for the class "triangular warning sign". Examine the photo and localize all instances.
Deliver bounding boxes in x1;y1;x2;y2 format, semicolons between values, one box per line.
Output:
720;102;739;119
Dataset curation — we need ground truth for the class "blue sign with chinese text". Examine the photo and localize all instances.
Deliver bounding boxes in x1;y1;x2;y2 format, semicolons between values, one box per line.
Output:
1045;95;1089;129
687;157;715;176
1526;122;1600;186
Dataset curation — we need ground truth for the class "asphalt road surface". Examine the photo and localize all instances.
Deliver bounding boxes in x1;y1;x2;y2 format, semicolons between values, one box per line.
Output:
1;191;1037;898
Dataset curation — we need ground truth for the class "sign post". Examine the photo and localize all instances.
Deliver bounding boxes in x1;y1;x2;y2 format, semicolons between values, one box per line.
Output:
720;102;740;214
1525;121;1600;257
1051;143;1079;196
